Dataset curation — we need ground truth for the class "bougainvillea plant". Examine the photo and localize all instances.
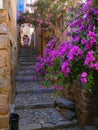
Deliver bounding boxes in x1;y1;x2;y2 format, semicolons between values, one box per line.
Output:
35;0;98;93
19;0;73;32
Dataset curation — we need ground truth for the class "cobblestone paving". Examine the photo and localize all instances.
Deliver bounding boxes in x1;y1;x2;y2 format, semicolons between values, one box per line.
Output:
14;47;98;130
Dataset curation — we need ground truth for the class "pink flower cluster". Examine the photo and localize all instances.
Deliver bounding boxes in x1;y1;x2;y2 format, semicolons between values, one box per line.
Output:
81;72;88;83
61;62;70;77
35;0;98;89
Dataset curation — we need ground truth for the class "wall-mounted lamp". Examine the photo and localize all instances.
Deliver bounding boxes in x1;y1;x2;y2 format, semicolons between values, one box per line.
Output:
0;0;4;9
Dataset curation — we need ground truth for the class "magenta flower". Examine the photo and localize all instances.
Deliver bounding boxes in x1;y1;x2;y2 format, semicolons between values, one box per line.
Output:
61;62;70;77
90;63;95;69
81;38;88;45
81;72;88;84
81;72;88;78
84;51;95;66
87;31;96;38
96;18;98;21
94;62;98;71
54;86;63;91
80;77;87;83
94;9;98;15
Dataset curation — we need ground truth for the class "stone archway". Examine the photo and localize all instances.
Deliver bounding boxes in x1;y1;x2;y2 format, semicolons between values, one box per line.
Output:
20;23;34;47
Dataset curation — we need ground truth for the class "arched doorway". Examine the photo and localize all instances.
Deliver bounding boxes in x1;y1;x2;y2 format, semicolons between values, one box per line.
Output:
20;23;34;47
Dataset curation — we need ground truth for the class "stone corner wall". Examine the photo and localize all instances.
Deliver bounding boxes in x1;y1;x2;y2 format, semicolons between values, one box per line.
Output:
62;80;98;125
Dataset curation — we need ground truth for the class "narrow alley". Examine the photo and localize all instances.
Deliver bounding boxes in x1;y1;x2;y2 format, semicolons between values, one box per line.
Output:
14;47;82;130
1;0;98;130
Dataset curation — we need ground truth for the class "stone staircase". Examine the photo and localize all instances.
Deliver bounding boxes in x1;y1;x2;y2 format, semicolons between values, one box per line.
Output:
14;47;97;130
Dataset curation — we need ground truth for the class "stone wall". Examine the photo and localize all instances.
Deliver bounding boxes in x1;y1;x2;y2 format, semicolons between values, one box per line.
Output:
91;78;98;117
62;80;98;125
0;31;11;129
41;31;52;56
34;26;42;55
0;0;17;129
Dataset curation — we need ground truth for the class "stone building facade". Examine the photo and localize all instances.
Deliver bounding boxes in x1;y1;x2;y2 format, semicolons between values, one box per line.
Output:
0;0;17;129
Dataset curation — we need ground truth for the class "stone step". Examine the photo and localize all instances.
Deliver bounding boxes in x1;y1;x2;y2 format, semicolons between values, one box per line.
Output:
18;64;36;68
18;61;38;65
15;81;54;93
20;51;34;53
20;56;37;58
19;52;37;57
20;50;35;52
15;108;78;128
19;59;37;62
20;50;36;53
15;102;54;110
16;71;35;76
19;55;37;60
19;123;42;130
15;93;58;109
19;52;36;57
18;62;36;66
18;61;37;66
20;53;34;55
33;88;55;94
19;57;37;60
55;126;82;130
84;125;98;130
18;61;36;65
19;122;80;130
17;69;34;73
17;65;35;69
19;59;36;61
15;82;35;92
16;72;35;77
19;55;37;58
17;67;35;71
15;80;53;89
15;76;42;82
16;87;55;94
20;50;33;53
15;48;80;130
55;98;75;109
